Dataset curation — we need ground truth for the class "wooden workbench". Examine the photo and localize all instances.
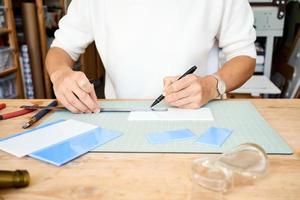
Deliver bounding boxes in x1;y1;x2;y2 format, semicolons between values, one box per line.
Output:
0;99;299;200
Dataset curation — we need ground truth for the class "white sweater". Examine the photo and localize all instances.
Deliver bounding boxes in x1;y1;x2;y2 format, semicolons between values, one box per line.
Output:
52;0;256;99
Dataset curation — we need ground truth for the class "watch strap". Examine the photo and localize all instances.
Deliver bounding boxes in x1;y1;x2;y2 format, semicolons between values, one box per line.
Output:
211;74;227;99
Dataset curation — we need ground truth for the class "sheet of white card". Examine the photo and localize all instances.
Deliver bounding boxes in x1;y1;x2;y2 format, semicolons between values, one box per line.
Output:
128;108;214;121
0;119;98;157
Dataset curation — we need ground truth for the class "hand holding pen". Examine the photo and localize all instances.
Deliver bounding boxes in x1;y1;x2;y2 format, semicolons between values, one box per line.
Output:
150;66;198;107
162;66;219;109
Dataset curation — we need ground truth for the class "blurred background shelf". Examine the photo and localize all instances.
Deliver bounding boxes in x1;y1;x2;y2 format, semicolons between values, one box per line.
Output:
0;0;24;99
9;0;101;99
0;27;11;34
0;66;17;77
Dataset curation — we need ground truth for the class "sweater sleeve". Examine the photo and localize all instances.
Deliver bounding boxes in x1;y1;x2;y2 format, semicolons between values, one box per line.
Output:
51;0;94;61
217;0;257;61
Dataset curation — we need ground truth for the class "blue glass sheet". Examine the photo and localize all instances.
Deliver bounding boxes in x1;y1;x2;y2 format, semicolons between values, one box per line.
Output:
30;127;122;166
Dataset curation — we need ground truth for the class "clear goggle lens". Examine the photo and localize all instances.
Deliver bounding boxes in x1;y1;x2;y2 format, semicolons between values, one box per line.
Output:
191;143;268;193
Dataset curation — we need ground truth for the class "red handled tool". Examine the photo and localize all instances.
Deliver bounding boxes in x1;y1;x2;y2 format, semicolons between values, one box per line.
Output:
0;103;36;120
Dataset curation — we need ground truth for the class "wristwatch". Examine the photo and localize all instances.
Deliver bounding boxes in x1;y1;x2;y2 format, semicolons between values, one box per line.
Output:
211;74;226;99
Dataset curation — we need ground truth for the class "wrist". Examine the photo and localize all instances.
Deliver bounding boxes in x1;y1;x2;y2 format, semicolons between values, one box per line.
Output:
50;67;73;84
202;75;219;100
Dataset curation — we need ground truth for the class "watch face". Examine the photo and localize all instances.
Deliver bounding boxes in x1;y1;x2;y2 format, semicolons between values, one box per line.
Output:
218;80;226;95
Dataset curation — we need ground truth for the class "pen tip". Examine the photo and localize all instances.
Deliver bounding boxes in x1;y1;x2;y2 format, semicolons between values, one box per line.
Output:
150;103;155;108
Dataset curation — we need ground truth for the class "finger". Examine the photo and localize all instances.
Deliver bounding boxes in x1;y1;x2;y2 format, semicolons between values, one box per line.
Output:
165;85;194;104
90;89;100;112
180;101;204;109
65;89;91;113
165;74;198;94
90;84;98;102
70;81;99;112
58;94;81;113
170;95;202;108
163;76;179;87
163;76;179;95
77;78;94;94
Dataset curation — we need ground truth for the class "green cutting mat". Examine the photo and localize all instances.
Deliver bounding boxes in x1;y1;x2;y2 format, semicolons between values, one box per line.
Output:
45;101;293;155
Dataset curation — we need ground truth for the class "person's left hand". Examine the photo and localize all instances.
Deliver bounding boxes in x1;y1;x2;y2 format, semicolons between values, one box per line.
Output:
163;74;218;109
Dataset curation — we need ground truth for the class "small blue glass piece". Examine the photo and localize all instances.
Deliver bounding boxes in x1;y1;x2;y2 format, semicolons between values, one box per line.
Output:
196;127;232;147
146;129;196;144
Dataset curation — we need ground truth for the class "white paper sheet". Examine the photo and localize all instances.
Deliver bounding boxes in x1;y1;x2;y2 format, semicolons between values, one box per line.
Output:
0;119;98;157
128;108;214;121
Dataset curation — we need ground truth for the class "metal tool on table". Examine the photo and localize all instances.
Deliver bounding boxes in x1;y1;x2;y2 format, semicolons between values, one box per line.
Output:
0;103;36;120
20;105;168;112
22;100;58;129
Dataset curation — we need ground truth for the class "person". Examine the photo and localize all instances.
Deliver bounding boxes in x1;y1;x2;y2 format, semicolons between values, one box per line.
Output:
46;0;256;113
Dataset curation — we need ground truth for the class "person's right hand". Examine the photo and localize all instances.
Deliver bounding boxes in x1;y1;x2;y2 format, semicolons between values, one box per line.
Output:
50;68;100;113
